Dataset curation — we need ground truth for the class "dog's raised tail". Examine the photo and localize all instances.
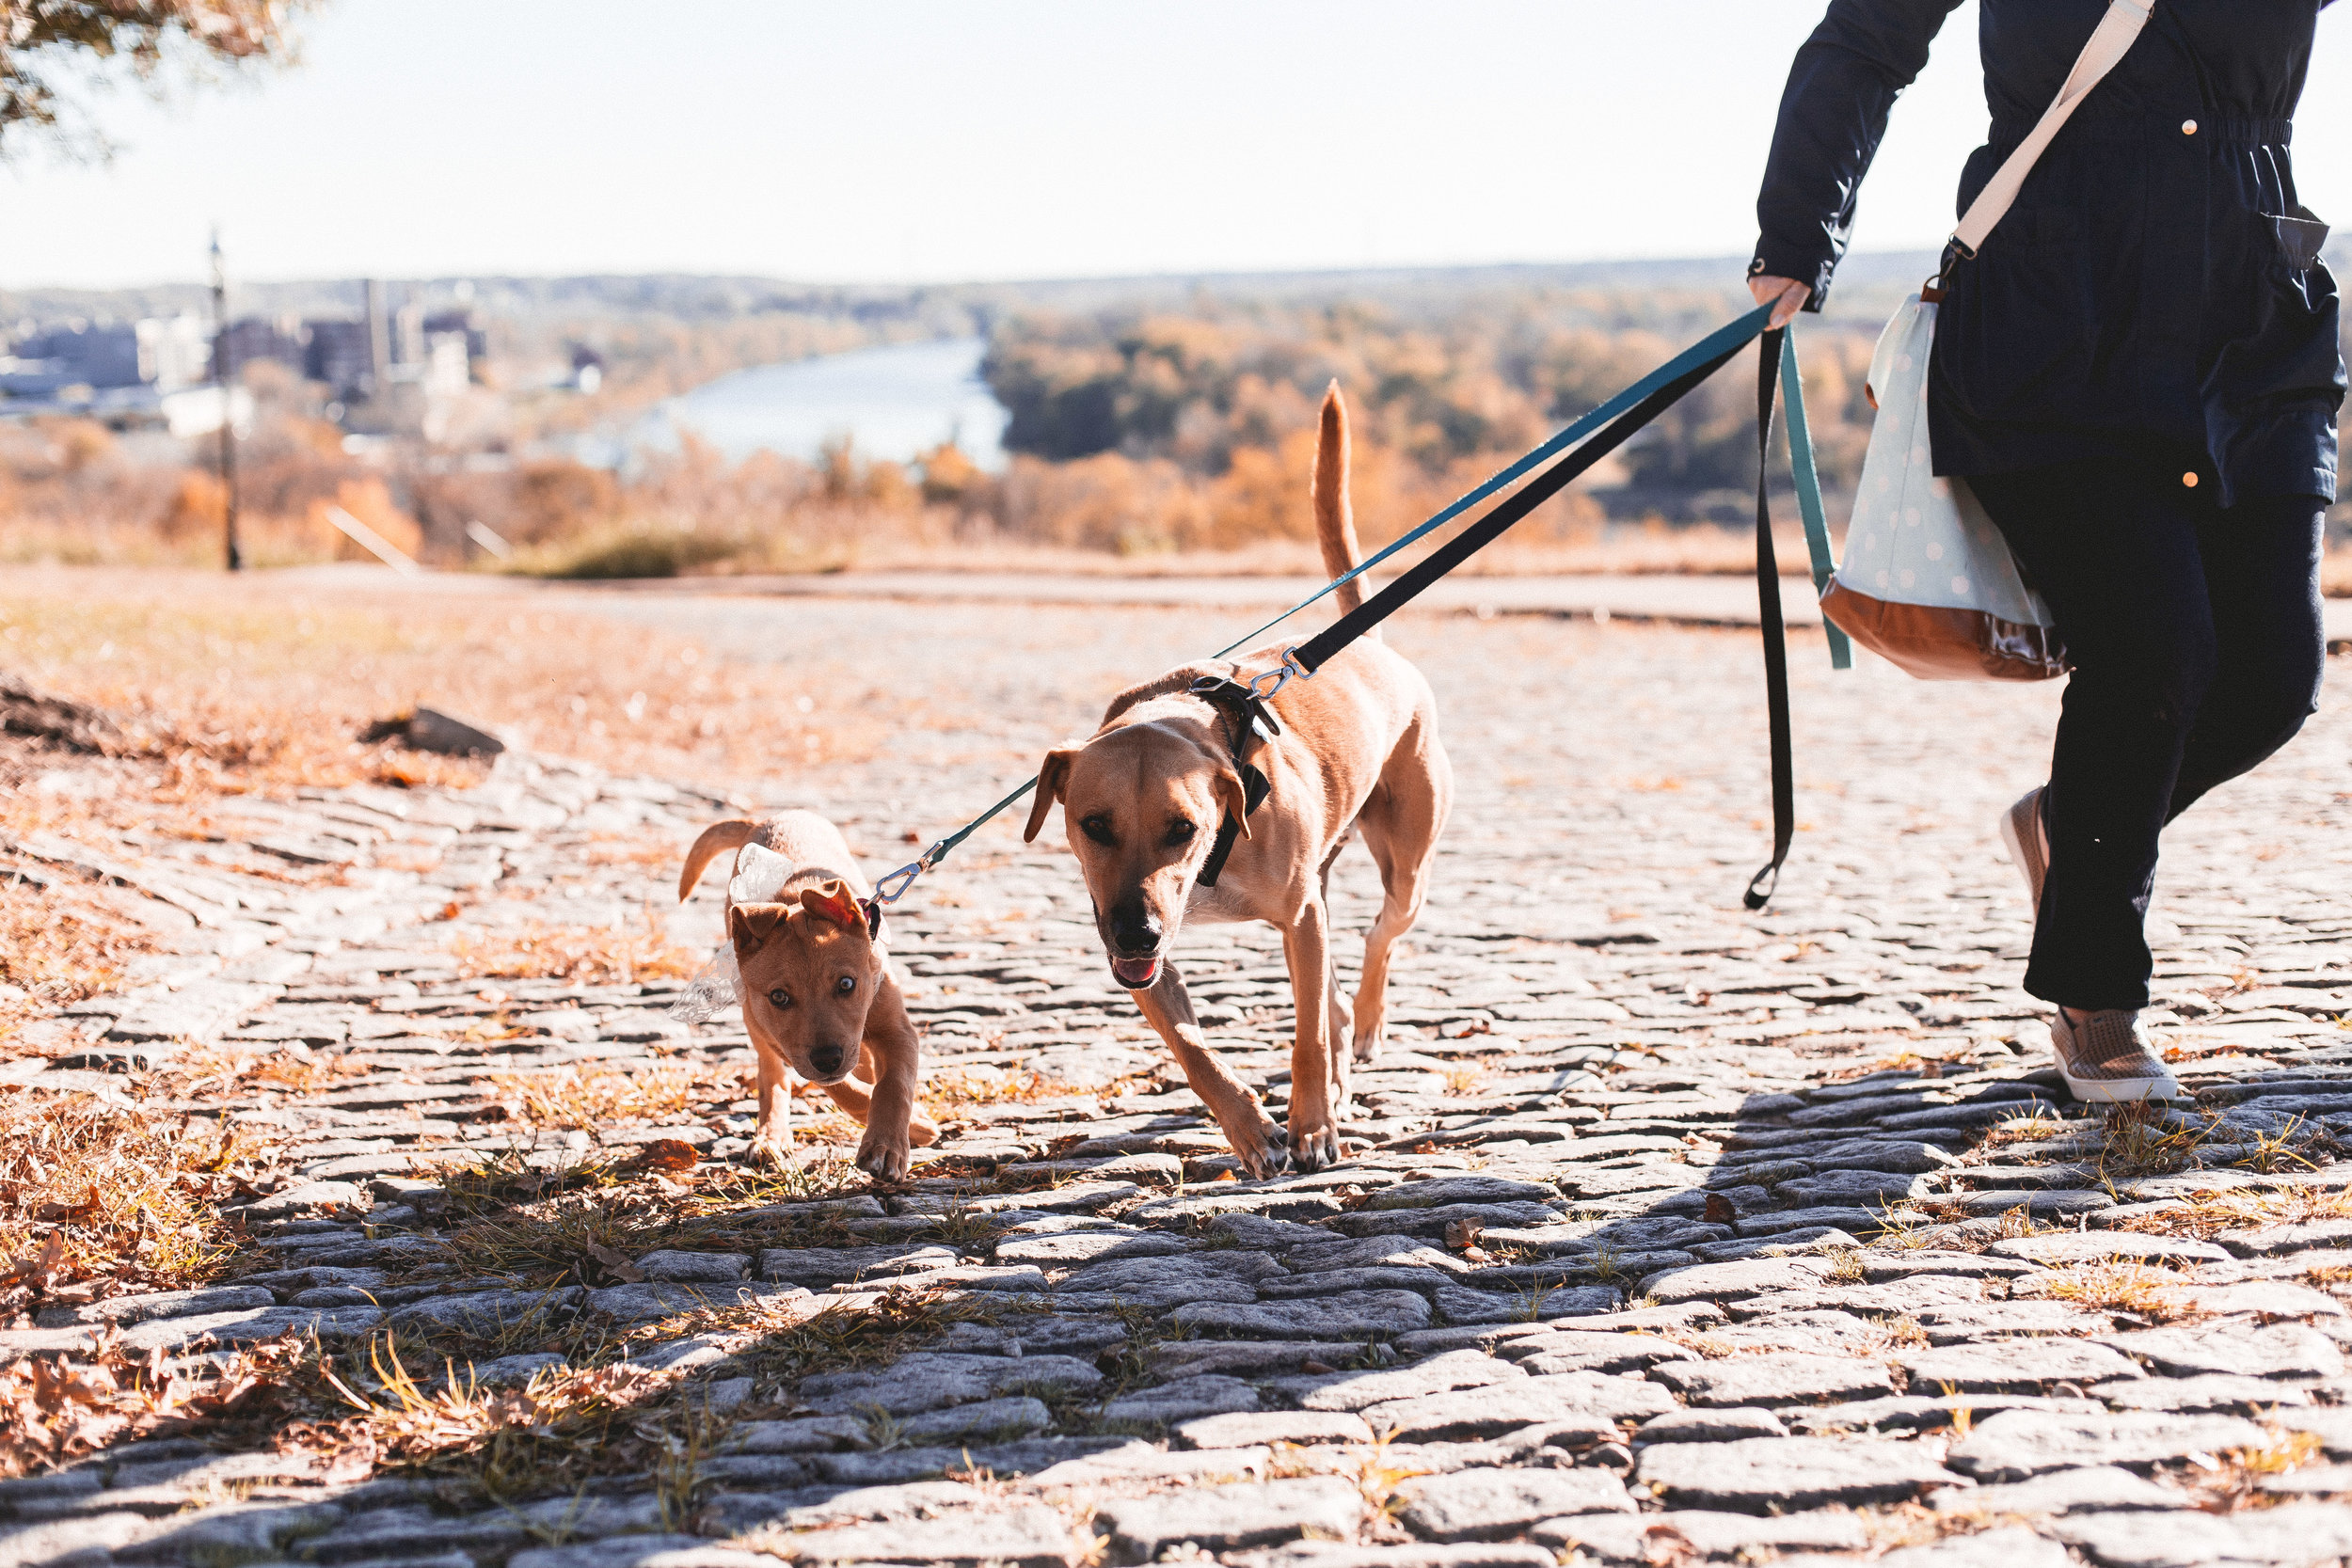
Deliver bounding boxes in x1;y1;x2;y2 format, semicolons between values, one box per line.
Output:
678;819;762;903
1312;381;1369;625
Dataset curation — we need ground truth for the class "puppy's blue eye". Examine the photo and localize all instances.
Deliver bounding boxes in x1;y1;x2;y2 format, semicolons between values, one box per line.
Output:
835;975;856;995
766;988;792;1009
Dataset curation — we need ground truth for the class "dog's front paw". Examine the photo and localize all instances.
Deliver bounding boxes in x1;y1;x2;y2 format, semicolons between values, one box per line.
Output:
1221;1116;1292;1180
1287;1116;1343;1173
746;1133;792;1170
854;1130;913;1183
1351;1018;1386;1064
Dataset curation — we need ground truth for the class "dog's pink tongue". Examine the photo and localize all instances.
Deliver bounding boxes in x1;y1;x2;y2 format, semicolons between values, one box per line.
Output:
1112;957;1159;990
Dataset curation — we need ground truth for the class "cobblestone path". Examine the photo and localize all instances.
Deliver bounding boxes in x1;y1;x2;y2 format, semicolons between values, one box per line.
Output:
8;598;2352;1568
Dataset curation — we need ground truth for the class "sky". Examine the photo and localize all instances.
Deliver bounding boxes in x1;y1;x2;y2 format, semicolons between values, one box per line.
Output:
3;0;2349;291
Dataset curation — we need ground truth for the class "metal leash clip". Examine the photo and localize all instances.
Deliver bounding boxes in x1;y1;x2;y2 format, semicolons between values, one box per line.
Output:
1248;646;1310;704
873;842;945;905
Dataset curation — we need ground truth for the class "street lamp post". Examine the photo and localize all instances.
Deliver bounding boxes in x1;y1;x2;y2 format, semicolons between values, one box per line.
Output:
210;229;243;572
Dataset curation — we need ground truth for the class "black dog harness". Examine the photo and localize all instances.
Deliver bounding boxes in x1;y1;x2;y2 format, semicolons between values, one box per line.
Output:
1188;673;1279;888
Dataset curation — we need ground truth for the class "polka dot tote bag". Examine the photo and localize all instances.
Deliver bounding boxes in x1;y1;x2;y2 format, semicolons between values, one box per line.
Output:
1818;295;2064;681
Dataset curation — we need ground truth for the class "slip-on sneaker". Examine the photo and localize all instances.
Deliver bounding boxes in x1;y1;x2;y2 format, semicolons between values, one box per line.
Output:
2051;1007;2185;1103
1999;785;2049;911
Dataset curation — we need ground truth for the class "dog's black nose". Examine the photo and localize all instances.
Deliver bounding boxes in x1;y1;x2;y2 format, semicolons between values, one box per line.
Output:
809;1044;846;1077
1106;897;1161;954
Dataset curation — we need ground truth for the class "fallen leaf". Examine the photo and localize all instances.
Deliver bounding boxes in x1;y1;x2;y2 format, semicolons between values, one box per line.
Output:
1443;1220;1486;1251
630;1139;700;1174
584;1243;646;1283
1702;1193;1738;1224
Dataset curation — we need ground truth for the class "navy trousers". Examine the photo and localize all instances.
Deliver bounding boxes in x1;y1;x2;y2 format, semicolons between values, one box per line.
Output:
1970;461;2328;1011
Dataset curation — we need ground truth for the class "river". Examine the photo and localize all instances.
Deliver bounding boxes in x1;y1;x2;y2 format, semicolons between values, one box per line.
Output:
631;335;1009;471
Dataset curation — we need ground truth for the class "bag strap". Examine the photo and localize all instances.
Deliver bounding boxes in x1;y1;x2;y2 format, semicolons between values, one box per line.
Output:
1746;330;1798;911
1950;0;2153;258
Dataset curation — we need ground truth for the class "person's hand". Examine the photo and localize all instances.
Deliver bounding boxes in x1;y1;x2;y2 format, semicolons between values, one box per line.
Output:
1749;275;1813;328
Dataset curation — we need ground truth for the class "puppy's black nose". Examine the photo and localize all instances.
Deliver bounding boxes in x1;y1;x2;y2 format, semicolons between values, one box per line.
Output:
1107;897;1161;954
809;1044;846;1077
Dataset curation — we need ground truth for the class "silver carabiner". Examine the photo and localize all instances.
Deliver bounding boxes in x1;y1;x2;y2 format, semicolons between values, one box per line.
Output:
874;847;937;906
1247;646;1310;704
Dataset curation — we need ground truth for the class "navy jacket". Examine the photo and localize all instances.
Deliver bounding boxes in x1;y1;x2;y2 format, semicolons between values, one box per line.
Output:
1753;0;2343;505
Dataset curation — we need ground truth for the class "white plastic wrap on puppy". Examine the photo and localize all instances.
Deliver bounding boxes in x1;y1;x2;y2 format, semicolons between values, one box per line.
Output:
668;842;798;1023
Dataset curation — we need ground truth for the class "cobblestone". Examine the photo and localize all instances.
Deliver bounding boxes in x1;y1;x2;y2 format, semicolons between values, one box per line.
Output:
7;599;2349;1565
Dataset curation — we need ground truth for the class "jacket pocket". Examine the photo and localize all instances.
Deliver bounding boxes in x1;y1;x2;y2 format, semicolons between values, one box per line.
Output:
2269;206;2331;272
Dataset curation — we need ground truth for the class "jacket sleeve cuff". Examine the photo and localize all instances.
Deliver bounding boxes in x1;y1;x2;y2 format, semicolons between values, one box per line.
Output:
1747;244;1836;312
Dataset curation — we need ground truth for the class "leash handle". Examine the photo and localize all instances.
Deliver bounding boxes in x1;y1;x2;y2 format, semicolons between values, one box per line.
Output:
1745;329;1798;911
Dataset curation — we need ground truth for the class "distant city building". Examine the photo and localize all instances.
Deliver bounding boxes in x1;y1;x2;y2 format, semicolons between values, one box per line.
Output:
0;316;210;396
304;319;376;402
219;315;309;377
0;314;241;435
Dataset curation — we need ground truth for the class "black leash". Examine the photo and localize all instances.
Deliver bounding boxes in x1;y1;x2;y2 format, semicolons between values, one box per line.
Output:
1746;327;1795;911
1290;337;1747;669
1256;325;1802;910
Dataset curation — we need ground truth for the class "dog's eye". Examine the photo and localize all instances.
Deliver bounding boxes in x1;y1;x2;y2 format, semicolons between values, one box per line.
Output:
766;988;792;1009
1080;815;1116;847
834;975;856;995
1165;818;1197;846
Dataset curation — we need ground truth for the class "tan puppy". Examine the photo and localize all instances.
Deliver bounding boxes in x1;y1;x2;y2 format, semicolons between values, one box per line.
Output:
677;813;938;1180
1024;386;1452;1176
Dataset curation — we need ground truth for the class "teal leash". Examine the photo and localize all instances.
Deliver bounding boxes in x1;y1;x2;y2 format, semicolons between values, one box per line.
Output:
1779;331;1851;671
874;303;1845;906
1212;303;1782;659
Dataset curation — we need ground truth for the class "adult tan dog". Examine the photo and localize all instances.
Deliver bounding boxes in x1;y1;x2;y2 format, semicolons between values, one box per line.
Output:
677;813;938;1180
1024;386;1452;1176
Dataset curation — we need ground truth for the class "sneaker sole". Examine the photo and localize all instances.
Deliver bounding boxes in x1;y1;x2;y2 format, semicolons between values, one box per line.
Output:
2060;1071;2187;1104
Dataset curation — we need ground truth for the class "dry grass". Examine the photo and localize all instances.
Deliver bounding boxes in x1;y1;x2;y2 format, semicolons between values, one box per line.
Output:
1;1328;320;1480
311;1334;691;1497
0;567;901;799
483;1064;703;1131
924;1068;1123;1108
0;1093;286;1311
449;919;706;989
158;1044;379;1100
2109;1183;2352;1243
2028;1262;2197;1321
0;875;159;1051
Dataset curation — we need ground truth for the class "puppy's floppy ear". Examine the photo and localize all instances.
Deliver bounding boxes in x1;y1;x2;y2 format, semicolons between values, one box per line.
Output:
798;879;866;932
1023;744;1081;844
1212;768;1251;841
729;902;789;958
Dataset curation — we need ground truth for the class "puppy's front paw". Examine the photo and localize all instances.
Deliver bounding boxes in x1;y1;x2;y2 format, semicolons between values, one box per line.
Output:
1287;1115;1343;1173
854;1130;912;1183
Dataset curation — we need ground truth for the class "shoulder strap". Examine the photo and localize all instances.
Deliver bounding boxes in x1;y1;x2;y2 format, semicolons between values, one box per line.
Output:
1950;0;2153;257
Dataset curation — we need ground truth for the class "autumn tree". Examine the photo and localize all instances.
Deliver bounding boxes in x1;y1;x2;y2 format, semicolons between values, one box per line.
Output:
1;1;312;158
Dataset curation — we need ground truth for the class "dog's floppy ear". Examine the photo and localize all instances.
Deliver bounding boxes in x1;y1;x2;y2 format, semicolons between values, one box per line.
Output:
798;879;866;932
1023;744;1081;843
729;902;789;958
1212;768;1252;840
